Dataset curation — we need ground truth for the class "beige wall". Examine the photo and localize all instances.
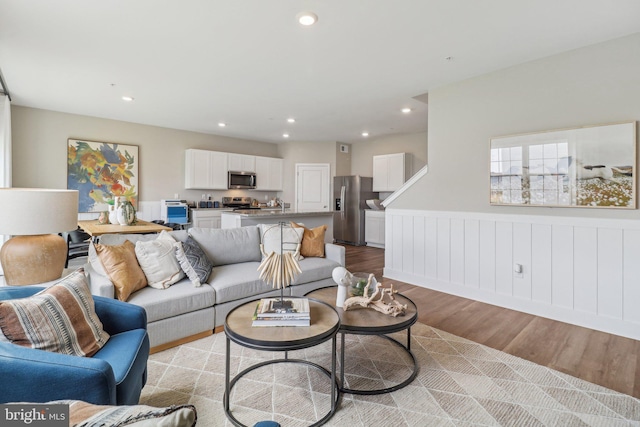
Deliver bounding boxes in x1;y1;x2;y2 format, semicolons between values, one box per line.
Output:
277;140;337;203
350;132;427;178
335;142;351;176
11;106;280;203
391;32;640;220
10;106;424;209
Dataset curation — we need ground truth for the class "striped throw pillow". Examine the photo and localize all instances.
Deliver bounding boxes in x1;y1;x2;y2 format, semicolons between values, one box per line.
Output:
0;269;110;357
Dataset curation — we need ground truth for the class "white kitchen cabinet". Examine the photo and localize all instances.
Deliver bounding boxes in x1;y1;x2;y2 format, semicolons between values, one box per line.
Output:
365;210;385;248
372;153;411;192
185;149;228;189
191;209;230;228
228;153;256;172
255;156;283;191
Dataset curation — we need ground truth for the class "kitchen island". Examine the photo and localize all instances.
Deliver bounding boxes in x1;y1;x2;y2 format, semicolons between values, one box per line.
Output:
220;210;334;243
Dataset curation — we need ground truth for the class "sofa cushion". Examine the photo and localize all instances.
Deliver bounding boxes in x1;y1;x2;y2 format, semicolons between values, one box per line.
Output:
174;236;213;287
92;329;147;384
207;262;267;304
135;232;184;289
94;240;147;301
126;280;215;323
97;230;189;246
292;257;342;286
0;269;110;357
189;226;261;266
259;223;304;260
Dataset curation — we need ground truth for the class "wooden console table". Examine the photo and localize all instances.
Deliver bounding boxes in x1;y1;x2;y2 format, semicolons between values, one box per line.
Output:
78;219;171;241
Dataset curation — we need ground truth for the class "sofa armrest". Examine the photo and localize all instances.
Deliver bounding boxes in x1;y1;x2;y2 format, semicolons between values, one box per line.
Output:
94;296;147;335
324;243;345;266
0;342;116;405
84;262;115;299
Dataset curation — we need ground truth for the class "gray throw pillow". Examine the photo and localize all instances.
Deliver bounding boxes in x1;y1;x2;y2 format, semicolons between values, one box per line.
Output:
174;237;213;287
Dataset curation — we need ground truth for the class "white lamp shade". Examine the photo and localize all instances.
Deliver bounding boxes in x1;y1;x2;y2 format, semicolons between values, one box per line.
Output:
0;188;79;235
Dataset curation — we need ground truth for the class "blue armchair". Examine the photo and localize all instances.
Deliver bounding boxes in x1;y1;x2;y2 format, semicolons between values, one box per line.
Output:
0;286;150;405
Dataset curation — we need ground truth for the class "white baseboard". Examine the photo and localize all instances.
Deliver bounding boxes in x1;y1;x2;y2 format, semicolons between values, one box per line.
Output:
384;267;640;341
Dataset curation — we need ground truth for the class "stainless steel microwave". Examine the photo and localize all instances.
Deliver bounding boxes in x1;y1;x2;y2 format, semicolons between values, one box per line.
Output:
228;171;256;189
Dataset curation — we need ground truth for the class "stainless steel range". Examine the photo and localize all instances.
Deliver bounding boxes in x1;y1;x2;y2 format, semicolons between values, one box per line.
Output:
222;196;260;210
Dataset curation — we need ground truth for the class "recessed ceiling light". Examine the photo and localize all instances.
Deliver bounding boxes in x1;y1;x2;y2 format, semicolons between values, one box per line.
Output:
283;133;290;138
362;132;369;137
297;12;318;26
287;118;296;123
218;122;226;127
122;96;134;102
401;108;412;114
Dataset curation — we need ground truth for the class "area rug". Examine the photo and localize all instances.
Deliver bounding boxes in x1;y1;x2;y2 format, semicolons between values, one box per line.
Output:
139;323;640;426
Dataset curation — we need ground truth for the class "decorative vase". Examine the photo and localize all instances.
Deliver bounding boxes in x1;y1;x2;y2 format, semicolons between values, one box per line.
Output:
116;199;136;225
332;266;351;307
108;204;118;225
348;272;378;298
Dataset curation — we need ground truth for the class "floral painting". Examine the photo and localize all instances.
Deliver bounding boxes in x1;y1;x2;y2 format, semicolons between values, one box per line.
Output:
67;139;138;212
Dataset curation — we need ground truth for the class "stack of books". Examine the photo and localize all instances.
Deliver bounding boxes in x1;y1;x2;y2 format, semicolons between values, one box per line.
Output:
252;297;311;327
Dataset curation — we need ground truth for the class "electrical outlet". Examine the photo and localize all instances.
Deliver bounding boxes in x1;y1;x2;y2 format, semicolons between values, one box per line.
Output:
514;263;523;278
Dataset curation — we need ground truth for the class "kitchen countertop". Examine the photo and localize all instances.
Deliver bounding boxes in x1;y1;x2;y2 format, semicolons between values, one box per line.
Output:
221;210;334;218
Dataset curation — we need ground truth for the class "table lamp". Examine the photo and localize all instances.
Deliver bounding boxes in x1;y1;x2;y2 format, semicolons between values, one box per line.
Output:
0;188;79;285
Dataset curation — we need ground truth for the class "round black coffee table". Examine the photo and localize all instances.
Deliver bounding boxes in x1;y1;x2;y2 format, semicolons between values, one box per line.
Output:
224;296;341;427
306;286;418;395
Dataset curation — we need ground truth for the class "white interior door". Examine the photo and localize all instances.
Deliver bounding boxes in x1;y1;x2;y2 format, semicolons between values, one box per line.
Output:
295;163;330;212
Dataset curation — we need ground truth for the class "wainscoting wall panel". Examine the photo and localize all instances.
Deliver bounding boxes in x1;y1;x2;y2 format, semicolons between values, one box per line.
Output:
384;209;640;340
624;229;640;324
77;201;161;222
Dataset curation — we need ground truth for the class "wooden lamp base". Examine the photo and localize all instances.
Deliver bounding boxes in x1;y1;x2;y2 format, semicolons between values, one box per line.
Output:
0;234;67;286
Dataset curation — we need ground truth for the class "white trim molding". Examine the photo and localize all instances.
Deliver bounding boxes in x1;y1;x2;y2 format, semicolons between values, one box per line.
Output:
381;164;428;207
0;95;11;275
384;208;640;340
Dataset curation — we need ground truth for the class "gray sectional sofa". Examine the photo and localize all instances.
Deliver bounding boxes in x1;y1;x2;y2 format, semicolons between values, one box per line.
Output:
85;226;344;349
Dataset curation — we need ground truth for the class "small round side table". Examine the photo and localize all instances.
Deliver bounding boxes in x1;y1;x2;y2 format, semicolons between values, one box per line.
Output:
306;286;418;395
224;296;340;427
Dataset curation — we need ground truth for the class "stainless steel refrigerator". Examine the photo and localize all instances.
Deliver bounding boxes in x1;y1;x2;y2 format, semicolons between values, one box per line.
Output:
333;176;378;245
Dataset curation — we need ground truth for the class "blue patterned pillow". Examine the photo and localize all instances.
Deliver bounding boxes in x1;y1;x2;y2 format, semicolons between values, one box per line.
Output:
174;237;213;287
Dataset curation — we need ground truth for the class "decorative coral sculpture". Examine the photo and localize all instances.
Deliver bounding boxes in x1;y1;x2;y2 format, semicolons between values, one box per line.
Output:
343;273;407;317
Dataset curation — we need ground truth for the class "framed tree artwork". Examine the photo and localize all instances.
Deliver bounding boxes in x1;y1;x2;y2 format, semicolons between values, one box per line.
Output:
490;122;636;209
67;139;139;212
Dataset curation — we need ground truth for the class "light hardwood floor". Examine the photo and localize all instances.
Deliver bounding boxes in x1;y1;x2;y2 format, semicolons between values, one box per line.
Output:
342;243;640;399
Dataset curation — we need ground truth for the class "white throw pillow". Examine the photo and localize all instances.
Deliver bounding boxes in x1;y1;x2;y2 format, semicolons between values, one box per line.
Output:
258;223;304;260
88;242;107;276
134;232;185;289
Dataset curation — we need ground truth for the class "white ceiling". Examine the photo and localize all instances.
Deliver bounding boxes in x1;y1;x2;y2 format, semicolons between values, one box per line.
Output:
1;1;639;144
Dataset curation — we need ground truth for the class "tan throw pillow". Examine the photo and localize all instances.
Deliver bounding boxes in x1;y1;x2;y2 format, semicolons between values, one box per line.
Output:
95;240;147;301
291;221;327;257
0;269;110;357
